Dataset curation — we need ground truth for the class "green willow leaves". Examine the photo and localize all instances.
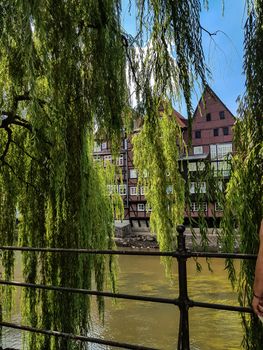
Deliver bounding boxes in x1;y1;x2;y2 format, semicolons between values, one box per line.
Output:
1;0;261;349
0;1;125;349
133;100;185;253
221;2;263;349
0;1;207;349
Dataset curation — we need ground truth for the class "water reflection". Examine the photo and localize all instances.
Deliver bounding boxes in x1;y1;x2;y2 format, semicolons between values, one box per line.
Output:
0;254;242;350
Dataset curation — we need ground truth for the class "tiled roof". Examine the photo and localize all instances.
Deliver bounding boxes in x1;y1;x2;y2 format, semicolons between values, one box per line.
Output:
173;109;188;128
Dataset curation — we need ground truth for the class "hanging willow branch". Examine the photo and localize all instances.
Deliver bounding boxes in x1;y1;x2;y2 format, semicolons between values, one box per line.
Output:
221;2;263;349
0;127;12;162
0;1;209;349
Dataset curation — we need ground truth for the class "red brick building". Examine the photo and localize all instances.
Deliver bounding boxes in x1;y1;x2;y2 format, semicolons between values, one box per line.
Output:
94;85;235;227
184;86;235;225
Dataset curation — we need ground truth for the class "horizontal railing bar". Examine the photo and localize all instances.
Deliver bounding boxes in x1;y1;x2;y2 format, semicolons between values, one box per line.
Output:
0;246;257;260
190;300;253;314
189;252;257;260
0;280;178;305
0;321;158;350
0;246;174;257
0;280;252;313
0;227;256;350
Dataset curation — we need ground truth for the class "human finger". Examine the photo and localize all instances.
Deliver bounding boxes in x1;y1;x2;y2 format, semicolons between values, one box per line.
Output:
257;303;263;315
252;296;261;315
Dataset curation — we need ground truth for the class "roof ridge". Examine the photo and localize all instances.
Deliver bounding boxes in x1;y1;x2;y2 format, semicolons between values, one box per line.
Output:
193;84;235;119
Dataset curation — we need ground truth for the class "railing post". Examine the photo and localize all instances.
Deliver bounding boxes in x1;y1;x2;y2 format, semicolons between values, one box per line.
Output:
176;224;190;350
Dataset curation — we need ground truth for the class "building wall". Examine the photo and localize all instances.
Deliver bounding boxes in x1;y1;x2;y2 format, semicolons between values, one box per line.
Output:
93;86;235;225
126;134;150;220
190;87;235;154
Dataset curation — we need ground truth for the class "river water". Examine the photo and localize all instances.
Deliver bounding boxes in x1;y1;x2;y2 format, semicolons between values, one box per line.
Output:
0;254;243;350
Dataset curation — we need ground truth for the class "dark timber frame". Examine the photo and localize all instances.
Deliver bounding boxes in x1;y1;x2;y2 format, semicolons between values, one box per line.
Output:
0;226;256;350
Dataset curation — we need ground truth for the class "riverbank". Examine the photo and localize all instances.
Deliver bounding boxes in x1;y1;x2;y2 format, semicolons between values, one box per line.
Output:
115;233;158;249
114;232;225;251
114;221;238;251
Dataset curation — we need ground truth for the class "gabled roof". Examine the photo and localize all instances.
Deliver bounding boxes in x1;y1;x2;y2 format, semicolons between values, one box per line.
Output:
159;100;188;128
173;109;188;128
193;84;235;120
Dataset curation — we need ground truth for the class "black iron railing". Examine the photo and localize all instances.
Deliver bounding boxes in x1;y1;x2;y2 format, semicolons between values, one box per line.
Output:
0;225;256;350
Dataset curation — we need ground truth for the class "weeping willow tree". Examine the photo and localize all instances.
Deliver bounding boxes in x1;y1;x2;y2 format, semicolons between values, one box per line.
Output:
0;1;208;349
0;0;261;349
130;0;208;255
131;1;263;349
0;2;127;349
220;1;263;349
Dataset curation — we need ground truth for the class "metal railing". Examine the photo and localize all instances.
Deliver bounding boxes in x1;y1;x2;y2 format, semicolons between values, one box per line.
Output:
0;225;256;350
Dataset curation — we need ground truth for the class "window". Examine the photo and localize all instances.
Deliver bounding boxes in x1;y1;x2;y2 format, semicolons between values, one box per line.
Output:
217;181;223;191
93;142;101;152
195;130;201;139
130;187;138;195
137;203;145;212
210;143;232;160
206;113;211;121
107;185;118;194
143;170;148;178
218;160;231;177
140;186;146;195
217;143;232;158
190;202;207;212
188;162;197;172
101;142;107;150
117;154;124;166
211;160;231;177
130;169;137;179
118;184;127;195
223;127;229;136
107;185;112;194
189;182;206;194
200;182;207;193
190;182;195;194
104;155;112;165
211;161;217;174
94;155;101;162
146;204;152;212
197;162;205;171
190;202;196;211
123;138;128;150
210;145;217;159
215;202;223;211
193;146;203;155
213;128;219;137
219;111;225;120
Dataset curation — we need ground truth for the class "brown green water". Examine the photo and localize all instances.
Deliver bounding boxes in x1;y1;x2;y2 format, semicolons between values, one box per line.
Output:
1;254;243;349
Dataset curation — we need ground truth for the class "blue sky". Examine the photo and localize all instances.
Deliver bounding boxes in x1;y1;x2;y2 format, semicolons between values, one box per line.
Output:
121;0;246;116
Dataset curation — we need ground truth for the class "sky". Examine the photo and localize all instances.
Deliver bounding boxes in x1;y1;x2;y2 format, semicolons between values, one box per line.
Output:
121;0;246;116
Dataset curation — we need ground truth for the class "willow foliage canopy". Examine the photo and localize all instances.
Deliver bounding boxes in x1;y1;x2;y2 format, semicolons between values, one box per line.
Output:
0;1;206;349
0;0;262;349
221;2;263;349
